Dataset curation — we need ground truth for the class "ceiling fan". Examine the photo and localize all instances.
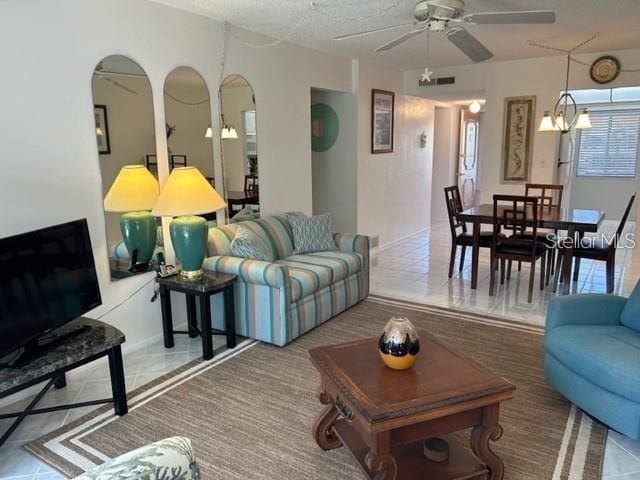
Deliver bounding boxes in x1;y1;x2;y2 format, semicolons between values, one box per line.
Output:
334;0;556;63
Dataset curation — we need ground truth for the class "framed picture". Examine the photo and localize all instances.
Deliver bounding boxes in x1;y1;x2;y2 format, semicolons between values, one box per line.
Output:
371;89;394;154
501;96;536;183
94;105;111;155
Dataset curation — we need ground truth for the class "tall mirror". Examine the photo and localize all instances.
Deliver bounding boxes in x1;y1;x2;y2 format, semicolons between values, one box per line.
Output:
220;75;259;220
163;67;216;220
92;55;159;281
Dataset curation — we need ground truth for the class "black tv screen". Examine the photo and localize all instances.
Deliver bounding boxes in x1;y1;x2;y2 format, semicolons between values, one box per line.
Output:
0;219;102;359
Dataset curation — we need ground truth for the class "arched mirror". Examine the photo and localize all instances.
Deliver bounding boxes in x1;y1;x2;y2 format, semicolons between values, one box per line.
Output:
92;55;159;281
220;75;259;220
163;67;217;225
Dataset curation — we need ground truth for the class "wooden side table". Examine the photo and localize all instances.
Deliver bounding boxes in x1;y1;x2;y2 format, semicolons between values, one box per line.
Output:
309;332;515;480
156;272;237;360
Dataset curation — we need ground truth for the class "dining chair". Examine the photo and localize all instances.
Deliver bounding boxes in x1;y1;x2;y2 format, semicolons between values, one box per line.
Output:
244;174;259;194
554;193;636;294
511;183;564;282
444;186;496;278
490;195;550;303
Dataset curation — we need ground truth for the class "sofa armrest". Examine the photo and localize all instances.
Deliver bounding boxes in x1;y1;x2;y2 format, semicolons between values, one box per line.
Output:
203;255;289;289
545;294;627;333
73;437;199;480
333;233;370;259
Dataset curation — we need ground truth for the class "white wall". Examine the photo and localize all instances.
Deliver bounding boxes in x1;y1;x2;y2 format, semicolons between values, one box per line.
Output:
405;49;640;213
0;0;353;353
311;88;358;233
355;60;435;247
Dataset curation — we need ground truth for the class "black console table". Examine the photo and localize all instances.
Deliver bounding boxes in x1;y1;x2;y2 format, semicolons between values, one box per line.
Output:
0;318;127;446
157;272;237;360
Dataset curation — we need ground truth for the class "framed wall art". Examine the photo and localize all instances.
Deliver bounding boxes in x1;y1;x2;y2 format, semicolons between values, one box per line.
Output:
371;89;394;154
94;105;111;155
501;95;536;183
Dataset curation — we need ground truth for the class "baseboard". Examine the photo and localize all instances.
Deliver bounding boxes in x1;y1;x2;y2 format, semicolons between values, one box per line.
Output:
371;227;429;255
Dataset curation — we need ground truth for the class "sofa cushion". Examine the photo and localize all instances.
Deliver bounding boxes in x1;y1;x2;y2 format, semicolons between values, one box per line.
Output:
620;280;640;332
545;324;640;401
231;224;275;262
208;224;239;256
276;251;363;301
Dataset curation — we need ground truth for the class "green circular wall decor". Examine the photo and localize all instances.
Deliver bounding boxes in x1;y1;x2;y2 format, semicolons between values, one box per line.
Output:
311;103;339;152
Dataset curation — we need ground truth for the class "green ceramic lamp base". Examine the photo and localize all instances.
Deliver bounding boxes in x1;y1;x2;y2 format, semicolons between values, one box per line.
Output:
120;211;157;264
169;216;208;279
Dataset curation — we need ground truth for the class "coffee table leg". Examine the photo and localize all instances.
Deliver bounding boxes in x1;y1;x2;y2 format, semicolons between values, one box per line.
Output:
312;390;342;450
364;432;398;480
471;404;504;480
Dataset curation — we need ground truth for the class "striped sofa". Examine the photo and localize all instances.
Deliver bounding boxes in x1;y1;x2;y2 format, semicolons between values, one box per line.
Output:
203;214;369;346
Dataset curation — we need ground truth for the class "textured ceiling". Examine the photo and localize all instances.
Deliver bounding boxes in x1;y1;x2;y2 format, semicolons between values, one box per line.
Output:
148;0;640;70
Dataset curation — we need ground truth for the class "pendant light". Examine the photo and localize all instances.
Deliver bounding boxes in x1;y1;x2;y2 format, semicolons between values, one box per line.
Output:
538;53;591;134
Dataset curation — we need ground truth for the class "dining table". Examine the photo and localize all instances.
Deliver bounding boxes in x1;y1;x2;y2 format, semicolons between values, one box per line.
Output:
457;204;605;295
227;189;259;213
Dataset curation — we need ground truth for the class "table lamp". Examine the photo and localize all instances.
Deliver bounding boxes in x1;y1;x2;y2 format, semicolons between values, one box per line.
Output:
152;166;226;279
104;165;159;270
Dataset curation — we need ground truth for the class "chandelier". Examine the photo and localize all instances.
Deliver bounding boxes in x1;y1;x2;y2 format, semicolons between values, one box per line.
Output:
538;54;592;134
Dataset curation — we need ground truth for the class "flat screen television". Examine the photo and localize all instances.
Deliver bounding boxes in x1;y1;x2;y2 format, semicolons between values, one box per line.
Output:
0;219;102;360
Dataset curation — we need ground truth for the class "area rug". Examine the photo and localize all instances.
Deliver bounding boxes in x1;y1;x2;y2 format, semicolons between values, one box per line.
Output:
26;296;606;479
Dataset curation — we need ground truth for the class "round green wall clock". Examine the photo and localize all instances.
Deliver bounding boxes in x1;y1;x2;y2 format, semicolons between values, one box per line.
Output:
311;103;339;152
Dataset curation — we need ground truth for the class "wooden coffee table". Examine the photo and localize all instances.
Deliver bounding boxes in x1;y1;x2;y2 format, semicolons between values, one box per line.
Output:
309;331;515;480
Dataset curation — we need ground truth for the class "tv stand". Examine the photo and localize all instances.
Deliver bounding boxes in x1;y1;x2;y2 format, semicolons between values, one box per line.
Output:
0;318;127;447
8;324;91;368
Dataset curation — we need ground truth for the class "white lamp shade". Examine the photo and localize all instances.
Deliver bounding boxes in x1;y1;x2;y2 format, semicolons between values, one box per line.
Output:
205;126;213;138
104;165;159;212
221;126;238;139
152;166;226;217
538;112;559;132
555;113;569;132
575;110;592;129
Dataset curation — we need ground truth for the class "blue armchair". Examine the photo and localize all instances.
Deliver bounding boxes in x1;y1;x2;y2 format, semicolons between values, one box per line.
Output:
544;282;640;440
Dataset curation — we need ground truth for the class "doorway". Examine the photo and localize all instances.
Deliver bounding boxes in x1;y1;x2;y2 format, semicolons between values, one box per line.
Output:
458;110;480;208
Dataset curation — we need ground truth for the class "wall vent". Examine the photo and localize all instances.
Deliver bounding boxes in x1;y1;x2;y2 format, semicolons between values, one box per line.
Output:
418;76;456;87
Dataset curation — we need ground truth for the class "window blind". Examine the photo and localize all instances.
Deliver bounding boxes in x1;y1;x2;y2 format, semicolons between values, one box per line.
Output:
576;108;640;177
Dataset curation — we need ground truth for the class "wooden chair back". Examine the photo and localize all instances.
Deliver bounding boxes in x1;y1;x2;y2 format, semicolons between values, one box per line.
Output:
444;186;466;238
244;174;259;194
525;183;563;209
492;194;539;256
615;193;636;243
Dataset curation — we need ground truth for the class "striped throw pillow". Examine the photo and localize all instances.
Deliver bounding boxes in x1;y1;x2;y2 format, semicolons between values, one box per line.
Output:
287;214;337;254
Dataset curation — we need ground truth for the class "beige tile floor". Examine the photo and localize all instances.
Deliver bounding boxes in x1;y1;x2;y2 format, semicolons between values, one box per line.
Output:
1;221;639;479
370;220;640;479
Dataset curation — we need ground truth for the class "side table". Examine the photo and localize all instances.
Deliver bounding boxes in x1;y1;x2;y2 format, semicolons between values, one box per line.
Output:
156;272;237;360
0;318;127;447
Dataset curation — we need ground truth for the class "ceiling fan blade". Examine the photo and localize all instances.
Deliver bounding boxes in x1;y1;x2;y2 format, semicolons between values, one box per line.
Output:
95;73;140;95
446;27;493;63
465;10;556;24
334;23;415;41
375;27;427;52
